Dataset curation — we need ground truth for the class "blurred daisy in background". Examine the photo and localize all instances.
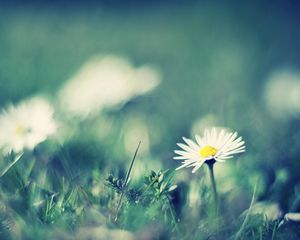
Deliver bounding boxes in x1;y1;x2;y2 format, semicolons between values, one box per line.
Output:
76;226;134;240
123;117;150;157
0;97;57;154
174;128;245;173
264;68;300;120
191;114;220;136
122;117;163;179
247;201;282;221
188;180;201;209
59;55;161;117
284;212;300;222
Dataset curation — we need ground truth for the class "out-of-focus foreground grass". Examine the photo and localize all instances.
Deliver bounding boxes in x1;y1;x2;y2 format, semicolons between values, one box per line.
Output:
1;1;300;239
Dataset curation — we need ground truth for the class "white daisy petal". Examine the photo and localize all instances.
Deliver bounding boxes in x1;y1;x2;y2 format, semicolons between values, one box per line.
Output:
215;155;233;160
215;129;225;147
211;128;217;145
195;135;203;147
173;156;189;160
176;161;194;170
174;150;189;156
177;143;197;153
215;158;226;162
182;137;199;150
192;161;205;173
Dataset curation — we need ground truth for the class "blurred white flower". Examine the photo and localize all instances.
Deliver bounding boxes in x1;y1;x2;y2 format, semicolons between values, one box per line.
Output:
93;115;115;140
0;97;57;154
188;180;201;208
284;212;300;221
132;157;162;180
77;226;134;240
124;118;150;157
122;117;162;179
246;202;282;221
213;162;236;193
59;55;161;117
174;128;245;173
191;114;220;136
264;69;300;119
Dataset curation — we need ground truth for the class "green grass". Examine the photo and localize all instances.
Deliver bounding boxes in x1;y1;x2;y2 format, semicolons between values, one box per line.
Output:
0;143;299;240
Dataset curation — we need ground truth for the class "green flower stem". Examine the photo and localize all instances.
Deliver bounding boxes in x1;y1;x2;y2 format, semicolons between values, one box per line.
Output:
207;161;218;215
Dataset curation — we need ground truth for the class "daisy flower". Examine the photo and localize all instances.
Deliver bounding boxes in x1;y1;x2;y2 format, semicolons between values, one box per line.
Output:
174;128;245;173
0;97;57;154
59;55;161;117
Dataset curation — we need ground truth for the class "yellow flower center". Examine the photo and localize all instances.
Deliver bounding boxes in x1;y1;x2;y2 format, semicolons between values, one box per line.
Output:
15;124;25;135
199;145;218;158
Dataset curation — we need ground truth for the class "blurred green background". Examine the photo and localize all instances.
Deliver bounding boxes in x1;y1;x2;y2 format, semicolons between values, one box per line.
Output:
1;0;300;228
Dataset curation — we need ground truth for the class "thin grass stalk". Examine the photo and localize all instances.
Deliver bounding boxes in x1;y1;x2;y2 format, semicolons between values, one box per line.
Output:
114;141;141;222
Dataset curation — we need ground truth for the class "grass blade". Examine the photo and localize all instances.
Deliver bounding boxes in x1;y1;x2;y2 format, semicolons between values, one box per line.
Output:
234;180;258;240
114;141;141;222
0;153;23;178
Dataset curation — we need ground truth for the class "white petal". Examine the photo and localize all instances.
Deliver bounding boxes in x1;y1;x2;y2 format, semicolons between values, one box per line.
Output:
192;161;205;173
195;135;203;147
176;161;193;170
182;137;199;150
215;157;226;162
177;143;197;153
173;156;189;160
